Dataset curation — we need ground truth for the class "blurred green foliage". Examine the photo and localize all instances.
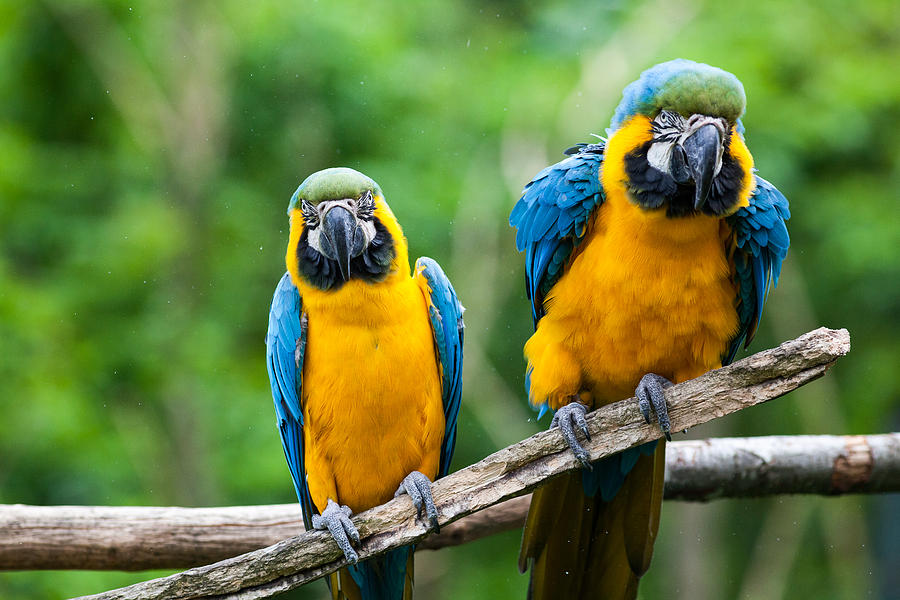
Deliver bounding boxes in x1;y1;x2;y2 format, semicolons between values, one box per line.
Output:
1;0;898;598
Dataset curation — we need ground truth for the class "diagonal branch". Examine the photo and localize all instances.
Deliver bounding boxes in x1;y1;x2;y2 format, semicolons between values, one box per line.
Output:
72;327;850;600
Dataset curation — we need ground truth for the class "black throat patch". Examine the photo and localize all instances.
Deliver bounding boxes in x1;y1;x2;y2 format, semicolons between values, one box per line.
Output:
623;134;746;218
295;217;396;290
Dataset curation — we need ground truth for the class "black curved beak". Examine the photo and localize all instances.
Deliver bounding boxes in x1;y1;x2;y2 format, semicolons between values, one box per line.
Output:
320;205;364;281
681;123;722;210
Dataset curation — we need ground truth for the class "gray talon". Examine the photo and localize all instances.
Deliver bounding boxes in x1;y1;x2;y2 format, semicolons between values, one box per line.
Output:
312;498;360;563
395;471;440;533
636;373;673;441
551;401;592;469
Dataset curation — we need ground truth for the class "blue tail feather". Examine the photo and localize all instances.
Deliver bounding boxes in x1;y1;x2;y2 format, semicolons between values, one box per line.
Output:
346;546;412;600
581;441;659;501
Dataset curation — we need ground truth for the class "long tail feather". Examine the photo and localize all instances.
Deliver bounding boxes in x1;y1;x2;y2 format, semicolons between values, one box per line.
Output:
521;443;666;600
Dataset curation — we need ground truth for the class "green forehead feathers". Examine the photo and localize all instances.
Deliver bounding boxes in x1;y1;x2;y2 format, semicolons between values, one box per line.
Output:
289;167;383;211
610;59;747;130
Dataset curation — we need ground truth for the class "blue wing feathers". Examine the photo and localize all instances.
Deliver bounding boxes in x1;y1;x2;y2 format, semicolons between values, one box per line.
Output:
509;146;605;327
556;209;575;235
725;175;790;363
267;273;304;422
542;240;574;298
416;257;465;479
528;202;557;242
265;272;315;528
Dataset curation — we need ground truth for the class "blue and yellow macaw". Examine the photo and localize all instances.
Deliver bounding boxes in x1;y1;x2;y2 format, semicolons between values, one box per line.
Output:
510;59;790;599
266;167;464;600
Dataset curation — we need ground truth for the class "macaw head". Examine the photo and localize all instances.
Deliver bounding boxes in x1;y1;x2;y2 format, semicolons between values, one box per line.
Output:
601;59;755;218
285;167;402;291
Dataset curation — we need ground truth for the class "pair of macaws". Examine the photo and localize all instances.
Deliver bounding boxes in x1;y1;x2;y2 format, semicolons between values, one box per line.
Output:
265;59;790;600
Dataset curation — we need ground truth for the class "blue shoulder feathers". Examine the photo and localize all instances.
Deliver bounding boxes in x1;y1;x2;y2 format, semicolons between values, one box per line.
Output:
508;143;606;327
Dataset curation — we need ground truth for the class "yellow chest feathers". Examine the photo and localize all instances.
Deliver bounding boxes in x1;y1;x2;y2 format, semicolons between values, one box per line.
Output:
299;277;445;512
526;189;739;407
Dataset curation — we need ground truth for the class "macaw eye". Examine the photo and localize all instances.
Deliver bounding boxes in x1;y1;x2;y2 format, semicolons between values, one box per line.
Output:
651;110;686;143
301;198;320;228
357;189;375;220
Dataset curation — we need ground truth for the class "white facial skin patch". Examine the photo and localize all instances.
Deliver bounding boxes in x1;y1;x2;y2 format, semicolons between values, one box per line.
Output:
306;198;377;254
646;111;686;174
647;111;727;178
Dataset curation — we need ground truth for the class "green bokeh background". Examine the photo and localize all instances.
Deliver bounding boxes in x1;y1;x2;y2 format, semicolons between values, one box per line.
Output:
1;0;898;598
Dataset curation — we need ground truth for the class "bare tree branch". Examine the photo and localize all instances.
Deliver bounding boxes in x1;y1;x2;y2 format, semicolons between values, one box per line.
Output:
65;327;849;600
664;433;900;499
5;431;898;572
0;504;303;572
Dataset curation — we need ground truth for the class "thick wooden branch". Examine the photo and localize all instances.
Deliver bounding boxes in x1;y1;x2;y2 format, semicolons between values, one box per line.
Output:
664;433;900;500
6;432;898;572
0;504;304;572
68;327;848;600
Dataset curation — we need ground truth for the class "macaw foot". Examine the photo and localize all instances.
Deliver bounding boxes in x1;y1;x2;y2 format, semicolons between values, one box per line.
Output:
551;399;592;469
637;373;674;441
395;470;440;533
311;498;360;564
